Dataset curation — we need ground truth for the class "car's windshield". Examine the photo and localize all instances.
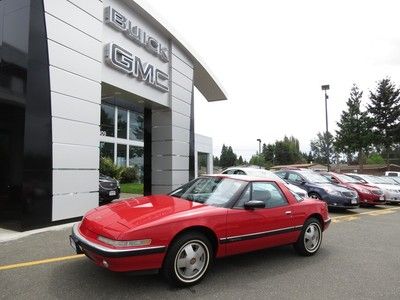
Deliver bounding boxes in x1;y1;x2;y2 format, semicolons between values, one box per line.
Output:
363;175;388;184
300;171;330;183
169;177;248;207
335;173;362;183
379;176;398;185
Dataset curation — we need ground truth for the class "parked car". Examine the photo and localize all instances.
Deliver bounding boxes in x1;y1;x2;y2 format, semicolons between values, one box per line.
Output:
385;171;400;177
99;174;120;204
221;167;308;198
275;170;359;209
345;174;400;204
319;172;385;206
70;175;330;286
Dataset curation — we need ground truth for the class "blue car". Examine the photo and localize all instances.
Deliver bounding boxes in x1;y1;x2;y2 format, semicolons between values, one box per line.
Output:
275;170;359;209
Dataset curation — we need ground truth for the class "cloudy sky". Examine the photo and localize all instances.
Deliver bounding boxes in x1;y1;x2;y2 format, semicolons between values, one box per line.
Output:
147;0;400;160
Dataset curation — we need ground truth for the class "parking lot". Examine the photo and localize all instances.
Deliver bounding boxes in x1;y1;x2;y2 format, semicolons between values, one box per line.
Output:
1;205;400;300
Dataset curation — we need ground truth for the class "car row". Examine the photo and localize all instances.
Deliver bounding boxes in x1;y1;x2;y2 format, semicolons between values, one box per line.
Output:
345;173;400;204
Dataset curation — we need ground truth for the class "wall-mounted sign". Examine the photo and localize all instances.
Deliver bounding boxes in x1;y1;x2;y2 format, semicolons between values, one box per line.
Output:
105;43;169;92
104;6;169;63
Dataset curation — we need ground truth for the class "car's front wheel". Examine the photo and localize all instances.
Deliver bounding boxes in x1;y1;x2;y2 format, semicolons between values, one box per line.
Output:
162;232;213;287
294;218;322;256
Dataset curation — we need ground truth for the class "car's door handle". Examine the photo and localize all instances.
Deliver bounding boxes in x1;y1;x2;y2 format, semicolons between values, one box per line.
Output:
285;211;292;215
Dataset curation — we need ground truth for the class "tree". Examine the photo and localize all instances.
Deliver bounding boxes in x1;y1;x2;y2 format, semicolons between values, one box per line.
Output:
261;143;275;164
273;136;302;165
249;154;265;167
219;144;237;168
237;155;244;165
368;78;400;157
213;156;220;167
310;132;335;165
366;153;385;165
335;84;373;170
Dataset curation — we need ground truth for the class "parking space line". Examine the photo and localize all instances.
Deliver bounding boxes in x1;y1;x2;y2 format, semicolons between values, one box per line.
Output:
0;254;85;271
331;207;400;220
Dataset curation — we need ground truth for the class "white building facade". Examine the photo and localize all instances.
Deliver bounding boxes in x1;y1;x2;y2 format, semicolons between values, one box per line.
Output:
0;0;226;229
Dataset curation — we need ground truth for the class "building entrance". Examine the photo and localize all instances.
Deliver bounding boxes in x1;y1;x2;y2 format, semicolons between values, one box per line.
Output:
0;103;25;223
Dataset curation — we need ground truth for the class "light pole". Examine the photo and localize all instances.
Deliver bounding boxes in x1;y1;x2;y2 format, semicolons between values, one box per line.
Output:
256;138;261;168
321;85;330;171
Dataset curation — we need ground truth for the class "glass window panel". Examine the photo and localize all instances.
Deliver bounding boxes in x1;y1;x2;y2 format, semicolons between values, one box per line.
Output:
100;104;115;137
100;142;114;161
129;111;144;141
117;144;127;167
117;108;127;139
129;146;144;181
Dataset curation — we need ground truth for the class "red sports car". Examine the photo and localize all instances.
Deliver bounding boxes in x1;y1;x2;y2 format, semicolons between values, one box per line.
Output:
320;172;386;206
70;175;331;286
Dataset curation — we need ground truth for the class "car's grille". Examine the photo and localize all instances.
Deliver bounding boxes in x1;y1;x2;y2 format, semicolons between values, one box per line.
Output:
342;191;357;198
100;182;117;190
371;189;384;196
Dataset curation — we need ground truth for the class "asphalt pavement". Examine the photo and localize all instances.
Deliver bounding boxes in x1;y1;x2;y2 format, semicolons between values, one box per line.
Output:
1;205;400;299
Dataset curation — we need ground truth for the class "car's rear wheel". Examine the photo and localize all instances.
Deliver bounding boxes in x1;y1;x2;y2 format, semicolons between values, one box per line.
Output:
162;232;213;287
308;192;321;200
294;218;322;256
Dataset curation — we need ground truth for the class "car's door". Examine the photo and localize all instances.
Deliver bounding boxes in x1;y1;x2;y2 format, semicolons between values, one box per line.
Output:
224;181;297;256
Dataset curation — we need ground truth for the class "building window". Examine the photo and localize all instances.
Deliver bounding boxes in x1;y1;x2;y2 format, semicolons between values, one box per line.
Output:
100;142;114;160
129;145;144;180
129;111;144;141
117;108;127;139
117;144;127;167
100;104;115;137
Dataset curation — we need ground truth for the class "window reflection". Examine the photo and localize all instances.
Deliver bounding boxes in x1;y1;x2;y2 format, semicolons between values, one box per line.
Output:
100;104;115;137
117;108;127;139
100;142;114;160
129;111;144;141
117;144;127;167
129;146;144;180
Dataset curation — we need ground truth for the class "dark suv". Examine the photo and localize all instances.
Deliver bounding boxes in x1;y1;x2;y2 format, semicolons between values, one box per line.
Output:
99;174;120;204
275;169;359;209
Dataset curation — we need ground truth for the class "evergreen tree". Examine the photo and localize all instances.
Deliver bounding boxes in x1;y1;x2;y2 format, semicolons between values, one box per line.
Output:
237;155;244;165
310;132;335;165
368;78;400;155
335;84;373;170
213;156;219;167
219;144;237;168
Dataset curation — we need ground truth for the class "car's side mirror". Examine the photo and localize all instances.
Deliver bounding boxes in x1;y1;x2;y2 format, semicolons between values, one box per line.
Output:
244;200;265;210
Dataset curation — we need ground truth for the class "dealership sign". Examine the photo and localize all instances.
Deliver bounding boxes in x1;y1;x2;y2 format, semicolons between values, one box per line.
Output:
104;6;169;92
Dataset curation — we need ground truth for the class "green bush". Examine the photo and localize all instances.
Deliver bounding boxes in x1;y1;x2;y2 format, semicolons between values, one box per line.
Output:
100;157;121;179
120;166;139;183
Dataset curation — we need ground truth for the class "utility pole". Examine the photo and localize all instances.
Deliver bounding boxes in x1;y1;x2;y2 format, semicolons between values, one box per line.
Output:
256;138;261;168
321;85;330;171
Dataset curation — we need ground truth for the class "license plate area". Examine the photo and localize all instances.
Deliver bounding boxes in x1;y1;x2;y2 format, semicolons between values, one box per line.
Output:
109;190;116;196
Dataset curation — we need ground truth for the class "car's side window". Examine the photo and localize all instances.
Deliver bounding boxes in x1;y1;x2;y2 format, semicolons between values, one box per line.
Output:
234;170;246;175
252;182;288;208
288;173;303;183
276;172;287;179
234;185;251;208
223;169;235;174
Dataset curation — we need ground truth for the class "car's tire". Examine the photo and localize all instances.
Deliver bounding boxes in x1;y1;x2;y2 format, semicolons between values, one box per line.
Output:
162;232;213;287
308;192;321;200
294;217;323;256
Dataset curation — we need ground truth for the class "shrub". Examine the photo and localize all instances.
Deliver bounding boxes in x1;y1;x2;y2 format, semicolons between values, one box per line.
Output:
120;166;139;183
100;157;121;179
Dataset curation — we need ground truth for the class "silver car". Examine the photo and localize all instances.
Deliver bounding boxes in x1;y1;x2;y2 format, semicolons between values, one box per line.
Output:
221;167;308;198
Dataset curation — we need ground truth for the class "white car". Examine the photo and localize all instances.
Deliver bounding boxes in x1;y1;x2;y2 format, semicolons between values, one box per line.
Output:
345;173;400;204
221;167;308;198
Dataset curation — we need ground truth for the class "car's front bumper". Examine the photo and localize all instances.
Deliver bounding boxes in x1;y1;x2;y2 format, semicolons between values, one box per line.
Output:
324;194;359;209
69;223;166;272
384;191;400;203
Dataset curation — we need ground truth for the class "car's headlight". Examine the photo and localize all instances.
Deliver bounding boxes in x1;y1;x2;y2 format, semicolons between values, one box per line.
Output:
97;236;151;247
357;188;371;194
116;180;120;188
326;189;341;196
388;188;400;193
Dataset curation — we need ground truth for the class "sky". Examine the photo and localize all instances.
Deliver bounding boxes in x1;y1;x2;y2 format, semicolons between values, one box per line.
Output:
147;0;400;160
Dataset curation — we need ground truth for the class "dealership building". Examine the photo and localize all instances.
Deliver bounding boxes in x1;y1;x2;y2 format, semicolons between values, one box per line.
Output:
0;0;226;230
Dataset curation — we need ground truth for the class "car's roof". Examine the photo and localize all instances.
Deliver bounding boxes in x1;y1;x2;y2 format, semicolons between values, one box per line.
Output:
204;174;279;183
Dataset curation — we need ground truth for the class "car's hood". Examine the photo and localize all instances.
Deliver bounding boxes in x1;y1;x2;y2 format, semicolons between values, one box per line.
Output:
372;183;400;191
310;182;352;192
81;195;218;237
